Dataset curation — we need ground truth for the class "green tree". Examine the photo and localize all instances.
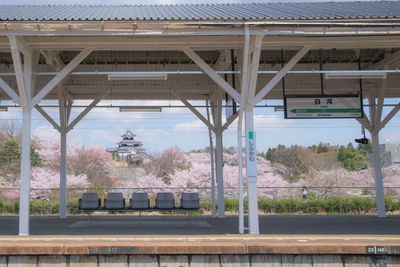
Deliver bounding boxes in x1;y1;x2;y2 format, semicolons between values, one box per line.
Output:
0;139;20;165
0;140;41;176
31;145;41;166
337;145;368;171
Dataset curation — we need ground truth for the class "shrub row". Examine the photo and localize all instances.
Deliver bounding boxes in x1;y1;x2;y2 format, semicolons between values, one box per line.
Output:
0;197;399;215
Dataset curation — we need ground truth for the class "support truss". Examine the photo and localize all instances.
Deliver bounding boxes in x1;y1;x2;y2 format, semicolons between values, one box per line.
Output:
254;46;311;104
182;47;241;103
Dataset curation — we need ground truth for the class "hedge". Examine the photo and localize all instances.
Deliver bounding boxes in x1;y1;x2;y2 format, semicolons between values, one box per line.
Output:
0;196;399;215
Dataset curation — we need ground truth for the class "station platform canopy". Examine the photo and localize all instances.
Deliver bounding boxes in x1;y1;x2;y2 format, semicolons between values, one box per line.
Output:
0;2;399;101
0;1;399;236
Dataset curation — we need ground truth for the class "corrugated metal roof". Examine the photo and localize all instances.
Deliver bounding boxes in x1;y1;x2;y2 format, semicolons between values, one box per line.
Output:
0;1;400;21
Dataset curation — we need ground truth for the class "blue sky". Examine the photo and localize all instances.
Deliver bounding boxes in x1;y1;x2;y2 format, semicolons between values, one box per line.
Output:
1;98;399;153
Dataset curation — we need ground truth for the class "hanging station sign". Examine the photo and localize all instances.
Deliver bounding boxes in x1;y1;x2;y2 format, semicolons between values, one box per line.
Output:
284;95;363;119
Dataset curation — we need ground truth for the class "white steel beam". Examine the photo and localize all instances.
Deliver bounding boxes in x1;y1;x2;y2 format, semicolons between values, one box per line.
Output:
206;99;216;218
242;35;264;235
211;91;225;219
66;93;73;124
59;130;67;219
371;132;386;218
369;90;378;132
245;109;259;234
45;50;70;219
182;47;241;103
8;36;36;236
375;75;387;127
237;27;251;235
9;36;28;109
254;46;311;103
19;111;31;236
214;128;224;218
23;51;33;100
58;87;68;219
2;35;400;51
0;78;20;104
31;48;92;107
172;90;216;132
246;35;264;108
9;35;34;236
12;36;32;57
67;90;109;132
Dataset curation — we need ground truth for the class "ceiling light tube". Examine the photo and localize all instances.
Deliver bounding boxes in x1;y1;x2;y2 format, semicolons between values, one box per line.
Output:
108;72;168;81
324;71;387;80
119;106;162;112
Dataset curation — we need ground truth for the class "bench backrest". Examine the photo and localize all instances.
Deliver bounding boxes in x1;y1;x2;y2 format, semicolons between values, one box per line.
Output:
105;192;124;209
156;192;174;209
181;192;200;209
131;192;149;209
80;192;100;209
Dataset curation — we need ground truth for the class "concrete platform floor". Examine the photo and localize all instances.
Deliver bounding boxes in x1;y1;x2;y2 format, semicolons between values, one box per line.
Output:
0;215;399;236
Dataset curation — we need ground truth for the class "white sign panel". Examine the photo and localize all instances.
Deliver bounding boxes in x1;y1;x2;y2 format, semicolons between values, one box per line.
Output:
246;131;257;182
285;95;362;119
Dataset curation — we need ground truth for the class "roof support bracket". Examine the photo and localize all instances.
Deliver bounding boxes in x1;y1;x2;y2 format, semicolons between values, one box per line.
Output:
66;90;110;132
0;78;20;104
254;46;311;104
35;105;61;132
172;90;216;132
31;48;92;108
182;47;240;103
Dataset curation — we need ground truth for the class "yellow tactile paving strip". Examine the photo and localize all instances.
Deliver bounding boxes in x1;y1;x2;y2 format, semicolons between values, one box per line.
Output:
0;235;399;255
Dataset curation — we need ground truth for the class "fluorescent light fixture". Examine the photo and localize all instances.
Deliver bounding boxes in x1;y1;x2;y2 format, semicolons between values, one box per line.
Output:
324;71;387;80
108;72;168;81
0;107;8;112
119;106;162;112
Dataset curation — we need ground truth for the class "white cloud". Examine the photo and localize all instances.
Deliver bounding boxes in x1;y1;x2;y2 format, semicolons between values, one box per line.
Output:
88;129;120;145
174;119;207;132
253;114;291;128
33;126;59;141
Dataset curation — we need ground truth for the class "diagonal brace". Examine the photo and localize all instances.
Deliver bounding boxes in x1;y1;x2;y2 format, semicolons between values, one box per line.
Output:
31;48;92;108
255;46;311;104
172;90;216;132
35;105;61;132
0;78;20;104
66;90;110;132
222;113;238;131
246;35;264;109
182;47;240;103
9;36;29;108
380;102;400;130
356;115;372;133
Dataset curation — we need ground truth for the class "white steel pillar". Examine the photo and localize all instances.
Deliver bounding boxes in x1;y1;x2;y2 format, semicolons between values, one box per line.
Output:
59;130;67;218
206;100;216;217
215;127;225;218
245;108;259;234
371;132;386;217
19;110;32;236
